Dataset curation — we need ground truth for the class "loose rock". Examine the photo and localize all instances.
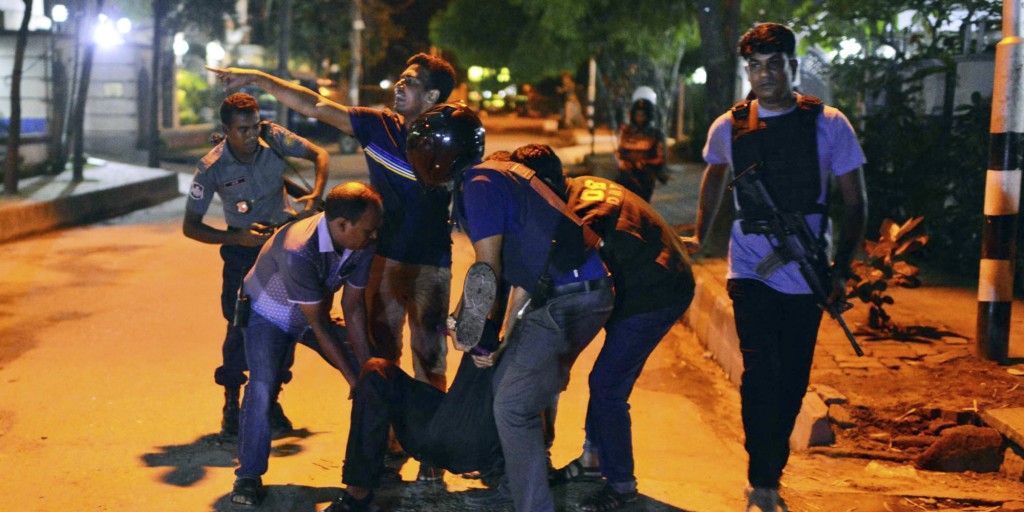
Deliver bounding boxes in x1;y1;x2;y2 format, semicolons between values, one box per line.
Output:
915;425;1004;472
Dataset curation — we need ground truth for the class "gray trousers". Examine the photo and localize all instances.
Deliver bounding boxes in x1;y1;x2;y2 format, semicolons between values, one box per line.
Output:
493;286;614;512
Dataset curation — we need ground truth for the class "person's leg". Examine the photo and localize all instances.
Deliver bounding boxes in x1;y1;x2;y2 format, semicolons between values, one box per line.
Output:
492;313;565;512
366;256;409;363
729;279;821;496
764;293;822;483
494;288;613;512
587;301;688;490
342;359;442;488
406;264;451;391
216;245;260;435
236;313;293;480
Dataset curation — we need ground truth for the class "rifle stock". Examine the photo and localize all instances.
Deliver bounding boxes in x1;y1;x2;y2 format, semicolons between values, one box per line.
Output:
730;164;864;357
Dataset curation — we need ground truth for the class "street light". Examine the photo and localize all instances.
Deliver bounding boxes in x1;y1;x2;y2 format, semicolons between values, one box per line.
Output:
51;4;69;23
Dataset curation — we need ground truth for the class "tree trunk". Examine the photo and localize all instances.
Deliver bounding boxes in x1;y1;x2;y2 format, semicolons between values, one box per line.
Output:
71;0;106;181
696;0;741;128
4;0;34;195
276;0;293;125
148;0;165;168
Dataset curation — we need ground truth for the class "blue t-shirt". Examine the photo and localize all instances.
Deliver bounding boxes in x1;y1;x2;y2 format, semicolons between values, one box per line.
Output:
460;162;607;294
348;107;452;267
702;99;867;294
244;213;375;335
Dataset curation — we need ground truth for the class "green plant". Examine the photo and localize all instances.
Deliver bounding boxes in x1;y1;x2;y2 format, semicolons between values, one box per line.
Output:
847;217;929;333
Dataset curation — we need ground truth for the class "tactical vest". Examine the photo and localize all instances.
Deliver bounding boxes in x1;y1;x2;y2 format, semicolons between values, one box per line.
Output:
467;160;599;288
730;95;825;219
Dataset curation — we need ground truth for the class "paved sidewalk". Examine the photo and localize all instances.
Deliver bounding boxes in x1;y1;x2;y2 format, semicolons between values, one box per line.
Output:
0;159;179;244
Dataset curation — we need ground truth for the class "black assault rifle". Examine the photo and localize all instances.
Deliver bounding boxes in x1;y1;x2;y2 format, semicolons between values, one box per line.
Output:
729;164;864;356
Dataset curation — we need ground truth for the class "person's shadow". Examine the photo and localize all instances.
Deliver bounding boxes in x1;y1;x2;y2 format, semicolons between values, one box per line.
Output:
140;429;315;487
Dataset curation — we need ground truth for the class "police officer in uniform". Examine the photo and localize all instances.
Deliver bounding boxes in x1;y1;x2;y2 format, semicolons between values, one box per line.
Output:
683;23;867;511
183;92;329;438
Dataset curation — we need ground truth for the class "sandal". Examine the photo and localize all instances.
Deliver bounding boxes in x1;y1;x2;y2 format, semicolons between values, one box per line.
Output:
549;458;602;486
230;477;263;508
578;484;638;512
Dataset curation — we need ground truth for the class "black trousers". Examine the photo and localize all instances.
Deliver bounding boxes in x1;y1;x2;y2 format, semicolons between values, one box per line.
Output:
727;278;822;489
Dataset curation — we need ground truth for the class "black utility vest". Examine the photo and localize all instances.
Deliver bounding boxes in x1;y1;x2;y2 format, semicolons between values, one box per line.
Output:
731;95;825;219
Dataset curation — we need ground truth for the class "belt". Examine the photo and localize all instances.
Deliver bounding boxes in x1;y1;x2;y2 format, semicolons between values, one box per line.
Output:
550;276;613;297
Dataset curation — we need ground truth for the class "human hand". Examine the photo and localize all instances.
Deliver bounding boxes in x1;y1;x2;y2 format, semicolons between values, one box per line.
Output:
293;194;323;218
472;351;500;368
827;271;849;306
206;66;258;90
237;222;274;247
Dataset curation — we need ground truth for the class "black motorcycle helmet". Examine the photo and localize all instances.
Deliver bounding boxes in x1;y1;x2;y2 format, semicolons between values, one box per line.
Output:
406;103;486;189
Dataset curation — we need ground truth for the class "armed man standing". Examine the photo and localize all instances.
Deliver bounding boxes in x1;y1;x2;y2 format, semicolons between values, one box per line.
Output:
682;23;867;512
183;92;329;438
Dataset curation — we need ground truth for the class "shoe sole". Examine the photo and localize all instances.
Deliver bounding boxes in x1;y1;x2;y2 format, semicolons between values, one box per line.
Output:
455;262;497;352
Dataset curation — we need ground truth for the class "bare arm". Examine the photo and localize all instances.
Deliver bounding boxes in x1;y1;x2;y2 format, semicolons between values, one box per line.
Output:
830;167;868;303
340;285;372;366
182;210;272;247
293;144;330;216
681;163;730;253
300;300;359;386
469;235;514;368
207;66;354;135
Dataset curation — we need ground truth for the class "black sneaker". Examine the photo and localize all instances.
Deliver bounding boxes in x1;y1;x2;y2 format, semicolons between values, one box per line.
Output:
455;262;497;352
577;484;638;512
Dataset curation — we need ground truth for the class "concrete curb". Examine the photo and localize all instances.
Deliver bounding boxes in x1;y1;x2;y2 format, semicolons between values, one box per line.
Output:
0;162;180;244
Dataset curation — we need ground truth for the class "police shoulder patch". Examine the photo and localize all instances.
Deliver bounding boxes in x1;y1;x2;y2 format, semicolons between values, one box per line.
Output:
189;182;205;200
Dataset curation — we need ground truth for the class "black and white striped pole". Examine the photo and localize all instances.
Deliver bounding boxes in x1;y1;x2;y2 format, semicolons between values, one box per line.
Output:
978;0;1023;362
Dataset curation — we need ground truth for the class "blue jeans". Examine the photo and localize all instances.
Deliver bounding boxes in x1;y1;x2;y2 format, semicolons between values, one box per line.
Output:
215;244;294;387
235;312;355;479
493;286;614;512
584;299;691;488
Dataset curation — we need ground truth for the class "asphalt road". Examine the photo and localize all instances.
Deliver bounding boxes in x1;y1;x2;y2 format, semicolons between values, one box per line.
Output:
0;134;747;511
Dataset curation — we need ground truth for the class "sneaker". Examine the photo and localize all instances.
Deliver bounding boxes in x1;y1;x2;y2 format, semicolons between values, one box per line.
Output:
577;484;638;512
455;262;497;352
416;463;446;482
745;486;789;512
321;491;379;512
269;401;293;436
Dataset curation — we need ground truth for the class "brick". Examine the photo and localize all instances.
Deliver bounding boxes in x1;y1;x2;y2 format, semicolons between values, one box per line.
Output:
809;384;848;405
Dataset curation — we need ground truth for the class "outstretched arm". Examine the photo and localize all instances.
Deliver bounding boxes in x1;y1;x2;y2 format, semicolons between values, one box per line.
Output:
207;66;354;135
